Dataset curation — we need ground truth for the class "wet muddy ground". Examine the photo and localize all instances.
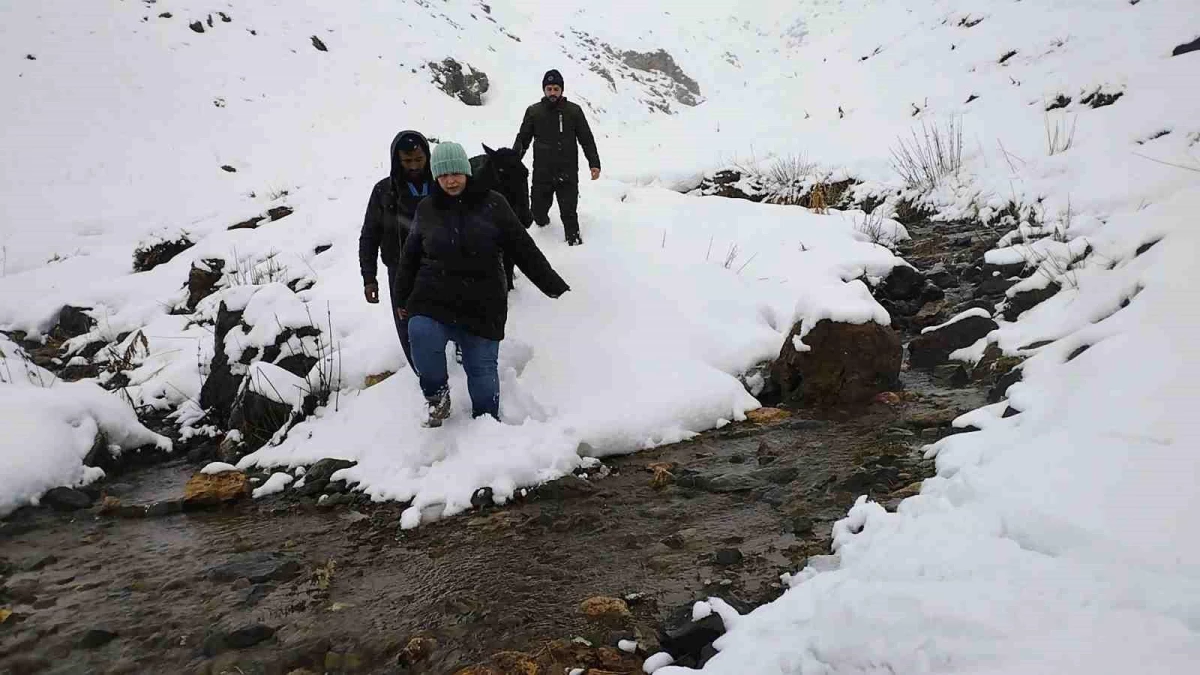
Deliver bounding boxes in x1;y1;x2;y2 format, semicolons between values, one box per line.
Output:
0;370;983;675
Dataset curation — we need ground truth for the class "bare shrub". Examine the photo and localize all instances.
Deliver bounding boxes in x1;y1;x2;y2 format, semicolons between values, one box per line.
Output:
227;249;289;287
890;117;964;190
1045;112;1077;156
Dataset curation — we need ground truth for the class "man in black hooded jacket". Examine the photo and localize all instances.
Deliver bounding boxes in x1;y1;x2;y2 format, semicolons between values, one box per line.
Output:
359;130;432;369
514;69;601;246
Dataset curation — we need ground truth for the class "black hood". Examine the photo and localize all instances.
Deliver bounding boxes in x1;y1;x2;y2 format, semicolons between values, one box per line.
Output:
389;130;432;183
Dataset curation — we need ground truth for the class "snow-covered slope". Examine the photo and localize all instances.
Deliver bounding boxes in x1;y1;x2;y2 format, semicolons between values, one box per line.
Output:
3;0;1200;671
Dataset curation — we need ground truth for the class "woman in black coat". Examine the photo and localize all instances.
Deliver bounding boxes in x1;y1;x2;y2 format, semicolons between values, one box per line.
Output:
393;141;570;426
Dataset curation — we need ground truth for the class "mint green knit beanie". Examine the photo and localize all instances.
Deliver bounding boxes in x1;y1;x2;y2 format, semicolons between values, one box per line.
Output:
430;142;473;179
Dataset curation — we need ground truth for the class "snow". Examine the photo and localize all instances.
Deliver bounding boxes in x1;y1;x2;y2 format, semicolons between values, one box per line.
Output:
919;307;995;335
199;462;239;475
692;601;713;622
643;653;676;673
3;0;1200;670
0;337;171;515
618;639;638;654
252;472;294;499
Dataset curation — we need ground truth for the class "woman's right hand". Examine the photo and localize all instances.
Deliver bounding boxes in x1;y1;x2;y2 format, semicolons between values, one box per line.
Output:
396;308;408;320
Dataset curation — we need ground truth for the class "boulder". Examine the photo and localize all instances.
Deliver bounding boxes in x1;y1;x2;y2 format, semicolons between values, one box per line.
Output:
53;305;95;339
907;314;998;368
770;319;901;405
306;458;357;483
878;265;924;301
41;486;93;511
1003;281;1061;321
183;471;249;506
206;552;301;584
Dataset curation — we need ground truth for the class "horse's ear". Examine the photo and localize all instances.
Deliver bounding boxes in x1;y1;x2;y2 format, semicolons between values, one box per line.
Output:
482;143;496;157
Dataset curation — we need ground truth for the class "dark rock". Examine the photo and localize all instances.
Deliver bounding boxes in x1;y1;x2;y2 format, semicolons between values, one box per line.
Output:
771;319;902;405
220;164;237;173
1081;89;1123;108
1003;282;1061;321
1135;239;1161;256
226;624;275;649
133;235;194;272
42;486;93;511
923;263;956;288
206;553;301;584
186;259;225;309
306;458;357;483
314;244;332;255
714;548;743;566
298;478;328;497
976;274;1017;297
219;12;231;23
324;480;348;495
933;363;970;387
228;386;293;451
242;583;276;607
908;315;998;368
54;305;95;339
189;20;204;33
428;58;489;105
78;629;118;649
981;260;1027;279
471;487;494;508
536;475;596;500
660;596;753;660
1173;36;1200;57
26;554;58;571
311;35;328;52
1065;344;1091;362
1002;405;1021;418
988;367;1024;404
1046;94;1071;111
878;265;925;301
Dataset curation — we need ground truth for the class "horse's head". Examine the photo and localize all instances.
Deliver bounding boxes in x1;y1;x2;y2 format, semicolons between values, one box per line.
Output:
481;143;529;194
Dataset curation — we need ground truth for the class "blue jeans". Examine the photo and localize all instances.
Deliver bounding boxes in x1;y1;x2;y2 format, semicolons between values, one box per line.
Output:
407;315;500;419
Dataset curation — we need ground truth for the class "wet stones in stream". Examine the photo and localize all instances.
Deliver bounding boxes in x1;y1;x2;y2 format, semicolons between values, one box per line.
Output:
206;552;302;584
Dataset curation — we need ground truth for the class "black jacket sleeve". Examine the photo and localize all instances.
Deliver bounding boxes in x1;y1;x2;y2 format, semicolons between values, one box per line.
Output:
496;197;569;297
574;106;601;170
358;183;386;284
514;106;536;161
392;210;424;310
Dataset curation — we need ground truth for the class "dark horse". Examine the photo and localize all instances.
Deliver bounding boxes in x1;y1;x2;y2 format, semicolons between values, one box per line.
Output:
470;142;531;291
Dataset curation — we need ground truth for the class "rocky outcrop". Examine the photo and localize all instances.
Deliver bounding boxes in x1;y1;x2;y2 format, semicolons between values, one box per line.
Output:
771;319;902;405
429;58;489;106
199;301;245;424
133;234;194;272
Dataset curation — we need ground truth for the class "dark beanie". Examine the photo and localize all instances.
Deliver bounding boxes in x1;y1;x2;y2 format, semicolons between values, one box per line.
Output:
542;69;564;89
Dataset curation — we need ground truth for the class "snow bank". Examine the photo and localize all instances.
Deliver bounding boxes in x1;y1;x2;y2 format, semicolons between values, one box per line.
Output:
0;337;172;515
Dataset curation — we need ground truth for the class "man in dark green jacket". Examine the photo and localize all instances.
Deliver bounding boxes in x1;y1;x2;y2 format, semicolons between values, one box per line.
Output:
514;69;601;246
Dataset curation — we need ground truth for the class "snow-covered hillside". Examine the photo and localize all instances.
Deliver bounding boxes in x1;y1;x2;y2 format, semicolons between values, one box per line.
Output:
3;0;1200;671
